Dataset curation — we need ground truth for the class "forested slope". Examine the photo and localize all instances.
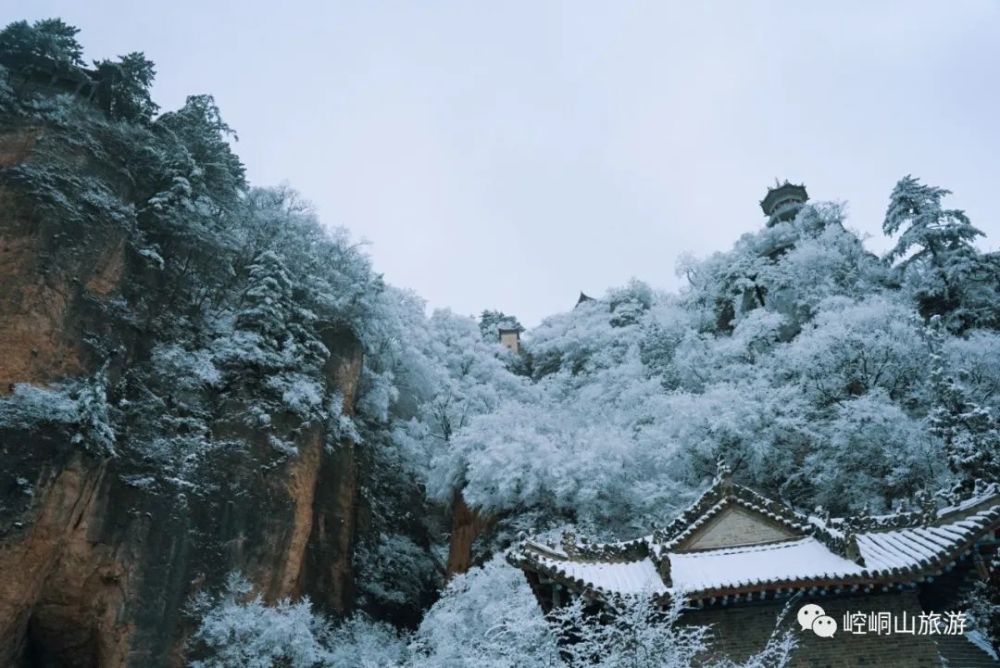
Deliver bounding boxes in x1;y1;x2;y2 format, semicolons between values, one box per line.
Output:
1;18;999;667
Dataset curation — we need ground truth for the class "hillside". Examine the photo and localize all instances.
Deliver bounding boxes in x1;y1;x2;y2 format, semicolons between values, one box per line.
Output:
1;18;1000;668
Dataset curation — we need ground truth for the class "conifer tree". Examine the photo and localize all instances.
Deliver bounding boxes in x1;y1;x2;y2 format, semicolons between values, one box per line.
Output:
94;52;158;122
883;176;994;329
0;18;84;68
227;250;328;376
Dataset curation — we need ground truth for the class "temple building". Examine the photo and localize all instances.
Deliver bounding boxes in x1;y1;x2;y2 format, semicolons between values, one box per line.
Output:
498;326;521;354
761;181;809;226
508;468;1000;666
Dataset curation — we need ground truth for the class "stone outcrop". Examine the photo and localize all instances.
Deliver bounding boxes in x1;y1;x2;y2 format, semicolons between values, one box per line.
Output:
0;127;123;392
0;124;368;666
445;490;493;578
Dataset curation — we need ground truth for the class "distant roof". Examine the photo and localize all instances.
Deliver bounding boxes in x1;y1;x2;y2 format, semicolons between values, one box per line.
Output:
576;291;594;306
508;475;1000;605
760;181;808;215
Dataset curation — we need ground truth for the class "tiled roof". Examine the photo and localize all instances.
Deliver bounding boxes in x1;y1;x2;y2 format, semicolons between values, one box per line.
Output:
760;181;808;214
856;508;1000;576
669;537;863;593
522;542;667;596
508;481;1000;603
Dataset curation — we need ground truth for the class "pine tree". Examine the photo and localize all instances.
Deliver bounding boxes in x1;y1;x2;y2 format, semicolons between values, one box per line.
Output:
883;176;982;266
228;250;328;375
883;176;992;329
70;365;117;456
213;250;330;435
0;18;84;69
238;251;296;346
155;94;246;203
94;52;159;123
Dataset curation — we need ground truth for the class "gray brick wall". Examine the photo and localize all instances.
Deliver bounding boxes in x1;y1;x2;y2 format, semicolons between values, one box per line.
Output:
684;592;945;667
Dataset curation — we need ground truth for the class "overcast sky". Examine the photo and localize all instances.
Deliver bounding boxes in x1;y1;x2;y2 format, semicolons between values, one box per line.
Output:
14;2;1000;326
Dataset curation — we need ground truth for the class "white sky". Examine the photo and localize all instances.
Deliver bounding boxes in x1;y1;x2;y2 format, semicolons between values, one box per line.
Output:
12;1;1000;326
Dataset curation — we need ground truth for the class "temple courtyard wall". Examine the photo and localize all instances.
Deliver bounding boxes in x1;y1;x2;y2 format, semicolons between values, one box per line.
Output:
684;592;952;667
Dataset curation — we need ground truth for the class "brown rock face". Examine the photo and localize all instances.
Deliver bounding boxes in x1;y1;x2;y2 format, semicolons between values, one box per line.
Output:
445;490;494;578
0;338;366;667
0;456;127;666
0;125;369;665
306;330;366;614
0;127;121;393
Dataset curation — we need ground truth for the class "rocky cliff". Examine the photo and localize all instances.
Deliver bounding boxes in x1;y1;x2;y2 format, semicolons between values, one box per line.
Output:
0;101;376;667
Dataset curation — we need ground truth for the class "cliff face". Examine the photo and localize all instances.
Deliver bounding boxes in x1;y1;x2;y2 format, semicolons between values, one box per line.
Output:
0;127;123;391
0;125;368;666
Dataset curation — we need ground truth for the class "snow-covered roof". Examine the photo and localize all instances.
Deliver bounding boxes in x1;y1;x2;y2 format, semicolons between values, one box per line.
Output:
939;483;1000;519
508;478;1000;604
669;537;863;593
524;545;668;596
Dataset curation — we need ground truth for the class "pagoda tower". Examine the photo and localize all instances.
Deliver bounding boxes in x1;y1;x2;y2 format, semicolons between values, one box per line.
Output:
760;181;808;226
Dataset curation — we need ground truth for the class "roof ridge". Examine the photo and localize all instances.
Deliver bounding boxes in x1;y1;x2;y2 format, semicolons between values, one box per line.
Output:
937;488;1000;522
669;536;815;558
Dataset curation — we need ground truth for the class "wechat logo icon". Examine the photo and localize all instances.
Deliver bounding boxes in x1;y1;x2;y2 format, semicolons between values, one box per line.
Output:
798;603;837;638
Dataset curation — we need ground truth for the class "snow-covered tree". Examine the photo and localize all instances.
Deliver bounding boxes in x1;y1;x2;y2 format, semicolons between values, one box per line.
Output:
8;19;1000;664
883;176;983;269
212;249;330;436
927;319;1000;491
478;309;523;342
410;556;560;667
0;18;83;68
94;51;158;122
550;589;795;668
395;309;528;490
551;593;711;668
883;175;998;330
188;573;340;668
